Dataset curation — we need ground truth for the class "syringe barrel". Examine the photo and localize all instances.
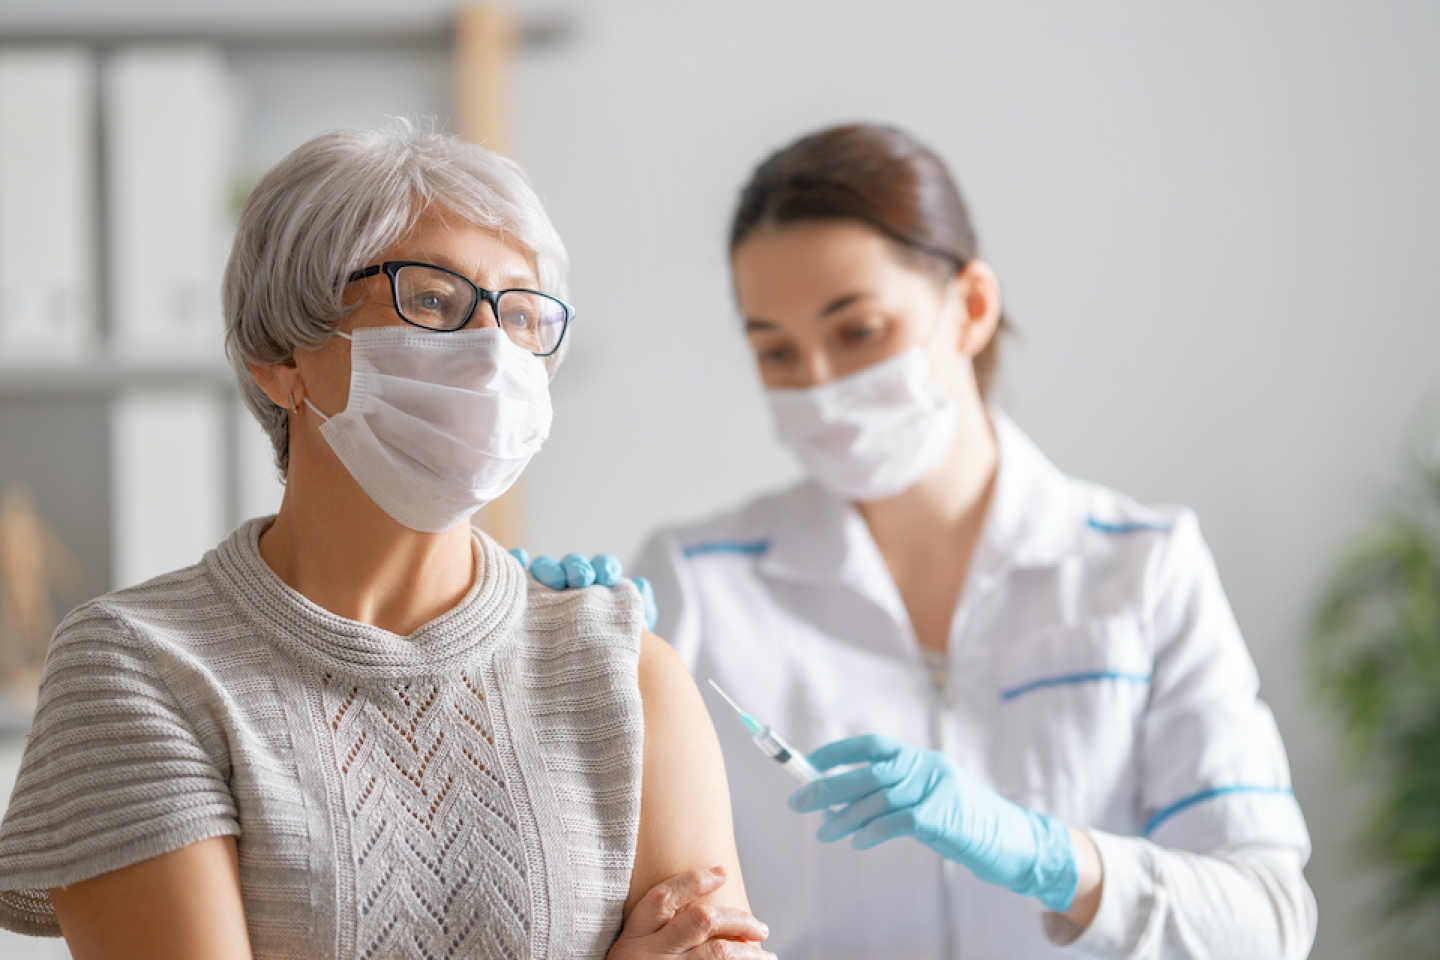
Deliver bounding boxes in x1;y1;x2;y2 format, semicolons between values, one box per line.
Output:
753;728;822;783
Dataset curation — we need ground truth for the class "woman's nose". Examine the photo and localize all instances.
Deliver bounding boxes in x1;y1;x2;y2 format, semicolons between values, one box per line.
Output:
466;297;506;332
474;298;503;330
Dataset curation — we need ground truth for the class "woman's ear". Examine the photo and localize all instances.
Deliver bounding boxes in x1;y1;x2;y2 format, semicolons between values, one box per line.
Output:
247;357;303;413
955;260;1002;358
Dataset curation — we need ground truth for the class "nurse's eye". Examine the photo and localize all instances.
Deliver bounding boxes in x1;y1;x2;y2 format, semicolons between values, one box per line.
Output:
834;317;885;347
754;342;797;366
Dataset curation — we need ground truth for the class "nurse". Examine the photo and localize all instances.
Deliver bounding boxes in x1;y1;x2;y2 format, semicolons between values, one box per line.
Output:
630;124;1318;959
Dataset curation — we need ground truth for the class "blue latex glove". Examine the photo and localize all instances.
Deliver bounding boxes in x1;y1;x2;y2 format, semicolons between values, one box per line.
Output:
632;577;658;633
788;734;1079;913
508;549;659;631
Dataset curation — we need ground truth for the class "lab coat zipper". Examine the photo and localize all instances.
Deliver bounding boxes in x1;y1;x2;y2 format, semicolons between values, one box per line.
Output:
931;690;961;960
933;562;1008;960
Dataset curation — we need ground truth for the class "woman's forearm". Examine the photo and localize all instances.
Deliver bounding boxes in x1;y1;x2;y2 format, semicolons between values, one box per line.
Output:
1044;833;1316;960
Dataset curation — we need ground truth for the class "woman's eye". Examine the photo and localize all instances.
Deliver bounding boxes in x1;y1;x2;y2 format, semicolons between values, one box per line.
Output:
405;289;452;315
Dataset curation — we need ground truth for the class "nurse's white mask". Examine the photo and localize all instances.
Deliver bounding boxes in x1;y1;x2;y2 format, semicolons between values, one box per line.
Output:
304;325;552;533
767;332;960;503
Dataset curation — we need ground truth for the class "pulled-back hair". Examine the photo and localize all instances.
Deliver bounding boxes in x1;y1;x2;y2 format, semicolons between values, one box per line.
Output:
224;120;568;478
730;123;1008;397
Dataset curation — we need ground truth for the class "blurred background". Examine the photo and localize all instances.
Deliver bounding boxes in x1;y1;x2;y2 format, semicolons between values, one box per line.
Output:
0;0;1437;957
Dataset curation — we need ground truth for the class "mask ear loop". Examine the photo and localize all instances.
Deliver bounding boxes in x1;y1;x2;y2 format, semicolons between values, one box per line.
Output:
302;397;332;423
288;394;297;414
304;327;354;421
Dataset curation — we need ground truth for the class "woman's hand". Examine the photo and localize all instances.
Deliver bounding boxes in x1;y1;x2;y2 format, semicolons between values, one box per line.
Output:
788;734;1083;914
608;867;775;960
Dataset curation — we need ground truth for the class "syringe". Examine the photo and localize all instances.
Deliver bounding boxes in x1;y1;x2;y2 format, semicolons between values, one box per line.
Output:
708;679;822;784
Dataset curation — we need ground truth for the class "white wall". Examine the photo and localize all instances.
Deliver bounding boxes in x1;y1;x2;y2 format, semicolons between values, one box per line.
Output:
513;3;1440;958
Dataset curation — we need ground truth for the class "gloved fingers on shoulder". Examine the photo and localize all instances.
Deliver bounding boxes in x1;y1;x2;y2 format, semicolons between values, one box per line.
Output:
560;552;597;588
814;789;897;844
528;555;567;590
787;763;891;812
850;808;923;851
632;576;659;632
807;733;906;772
508;546;531;568
589;552;622;586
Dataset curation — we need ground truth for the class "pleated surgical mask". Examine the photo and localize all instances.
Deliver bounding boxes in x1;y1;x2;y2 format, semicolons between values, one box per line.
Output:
304;325;552;533
767;345;959;503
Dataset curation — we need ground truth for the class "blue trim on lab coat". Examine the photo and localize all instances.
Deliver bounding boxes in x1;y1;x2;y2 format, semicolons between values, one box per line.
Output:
1087;517;1175;535
1143;785;1295;836
1000;670;1153;701
683;538;773;559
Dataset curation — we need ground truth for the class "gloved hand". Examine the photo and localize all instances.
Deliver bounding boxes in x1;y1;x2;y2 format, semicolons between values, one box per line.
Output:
787;734;1079;913
508;548;659;632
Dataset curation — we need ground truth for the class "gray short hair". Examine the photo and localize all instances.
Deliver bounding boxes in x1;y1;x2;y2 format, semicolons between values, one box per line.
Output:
223;121;569;478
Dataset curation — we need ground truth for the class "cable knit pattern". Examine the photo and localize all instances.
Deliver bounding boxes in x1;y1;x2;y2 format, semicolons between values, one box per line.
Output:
0;518;646;959
320;671;530;959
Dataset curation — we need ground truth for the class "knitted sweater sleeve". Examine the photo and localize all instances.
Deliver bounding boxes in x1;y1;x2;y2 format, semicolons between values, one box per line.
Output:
0;599;239;936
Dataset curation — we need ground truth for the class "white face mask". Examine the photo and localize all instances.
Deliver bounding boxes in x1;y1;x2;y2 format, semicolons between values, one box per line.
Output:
767;345;959;503
304;325;552;533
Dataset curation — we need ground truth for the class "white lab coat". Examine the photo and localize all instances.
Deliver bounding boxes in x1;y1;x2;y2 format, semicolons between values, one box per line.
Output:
635;412;1316;960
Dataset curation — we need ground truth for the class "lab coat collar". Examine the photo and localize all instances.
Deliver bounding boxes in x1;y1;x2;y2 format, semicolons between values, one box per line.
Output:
758;478;881;588
758;409;1081;592
972;409;1083;578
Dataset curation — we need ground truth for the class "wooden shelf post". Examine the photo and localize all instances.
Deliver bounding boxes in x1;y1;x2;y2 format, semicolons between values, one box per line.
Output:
455;2;527;549
455;2;516;157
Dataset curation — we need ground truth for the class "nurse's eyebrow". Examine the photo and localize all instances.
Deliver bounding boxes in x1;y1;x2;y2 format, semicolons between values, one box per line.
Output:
818;292;871;318
743;291;873;331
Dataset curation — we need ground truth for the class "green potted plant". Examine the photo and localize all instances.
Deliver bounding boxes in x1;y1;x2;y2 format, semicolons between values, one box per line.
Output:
1312;433;1440;956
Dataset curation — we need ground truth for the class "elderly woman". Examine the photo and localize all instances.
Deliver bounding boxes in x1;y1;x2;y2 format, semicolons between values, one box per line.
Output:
0;126;770;960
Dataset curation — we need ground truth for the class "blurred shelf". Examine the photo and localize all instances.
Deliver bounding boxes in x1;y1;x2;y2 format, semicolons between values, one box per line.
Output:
0;10;575;51
0;355;237;397
0;696;34;737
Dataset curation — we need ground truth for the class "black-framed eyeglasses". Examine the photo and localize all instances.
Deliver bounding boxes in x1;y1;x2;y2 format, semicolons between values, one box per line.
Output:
346;260;573;357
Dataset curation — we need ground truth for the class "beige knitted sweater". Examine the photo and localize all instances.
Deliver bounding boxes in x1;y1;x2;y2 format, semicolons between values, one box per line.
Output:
0;518;647;959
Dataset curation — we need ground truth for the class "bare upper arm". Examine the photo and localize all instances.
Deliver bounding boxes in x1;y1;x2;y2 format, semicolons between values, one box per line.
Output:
626;630;748;917
50;835;253;960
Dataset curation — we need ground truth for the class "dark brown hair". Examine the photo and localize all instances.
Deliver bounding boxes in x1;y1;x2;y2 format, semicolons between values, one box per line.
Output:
729;123;1008;397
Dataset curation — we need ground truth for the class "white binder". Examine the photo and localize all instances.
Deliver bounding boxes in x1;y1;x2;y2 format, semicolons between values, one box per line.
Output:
104;46;229;360
110;389;226;589
235;398;286;521
0;46;97;362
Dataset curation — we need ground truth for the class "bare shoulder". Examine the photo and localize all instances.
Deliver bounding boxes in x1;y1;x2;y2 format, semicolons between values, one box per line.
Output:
637;630;701;711
628;631;747;915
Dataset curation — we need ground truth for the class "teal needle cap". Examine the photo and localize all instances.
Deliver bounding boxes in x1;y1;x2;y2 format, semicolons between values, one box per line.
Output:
708;679;764;735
